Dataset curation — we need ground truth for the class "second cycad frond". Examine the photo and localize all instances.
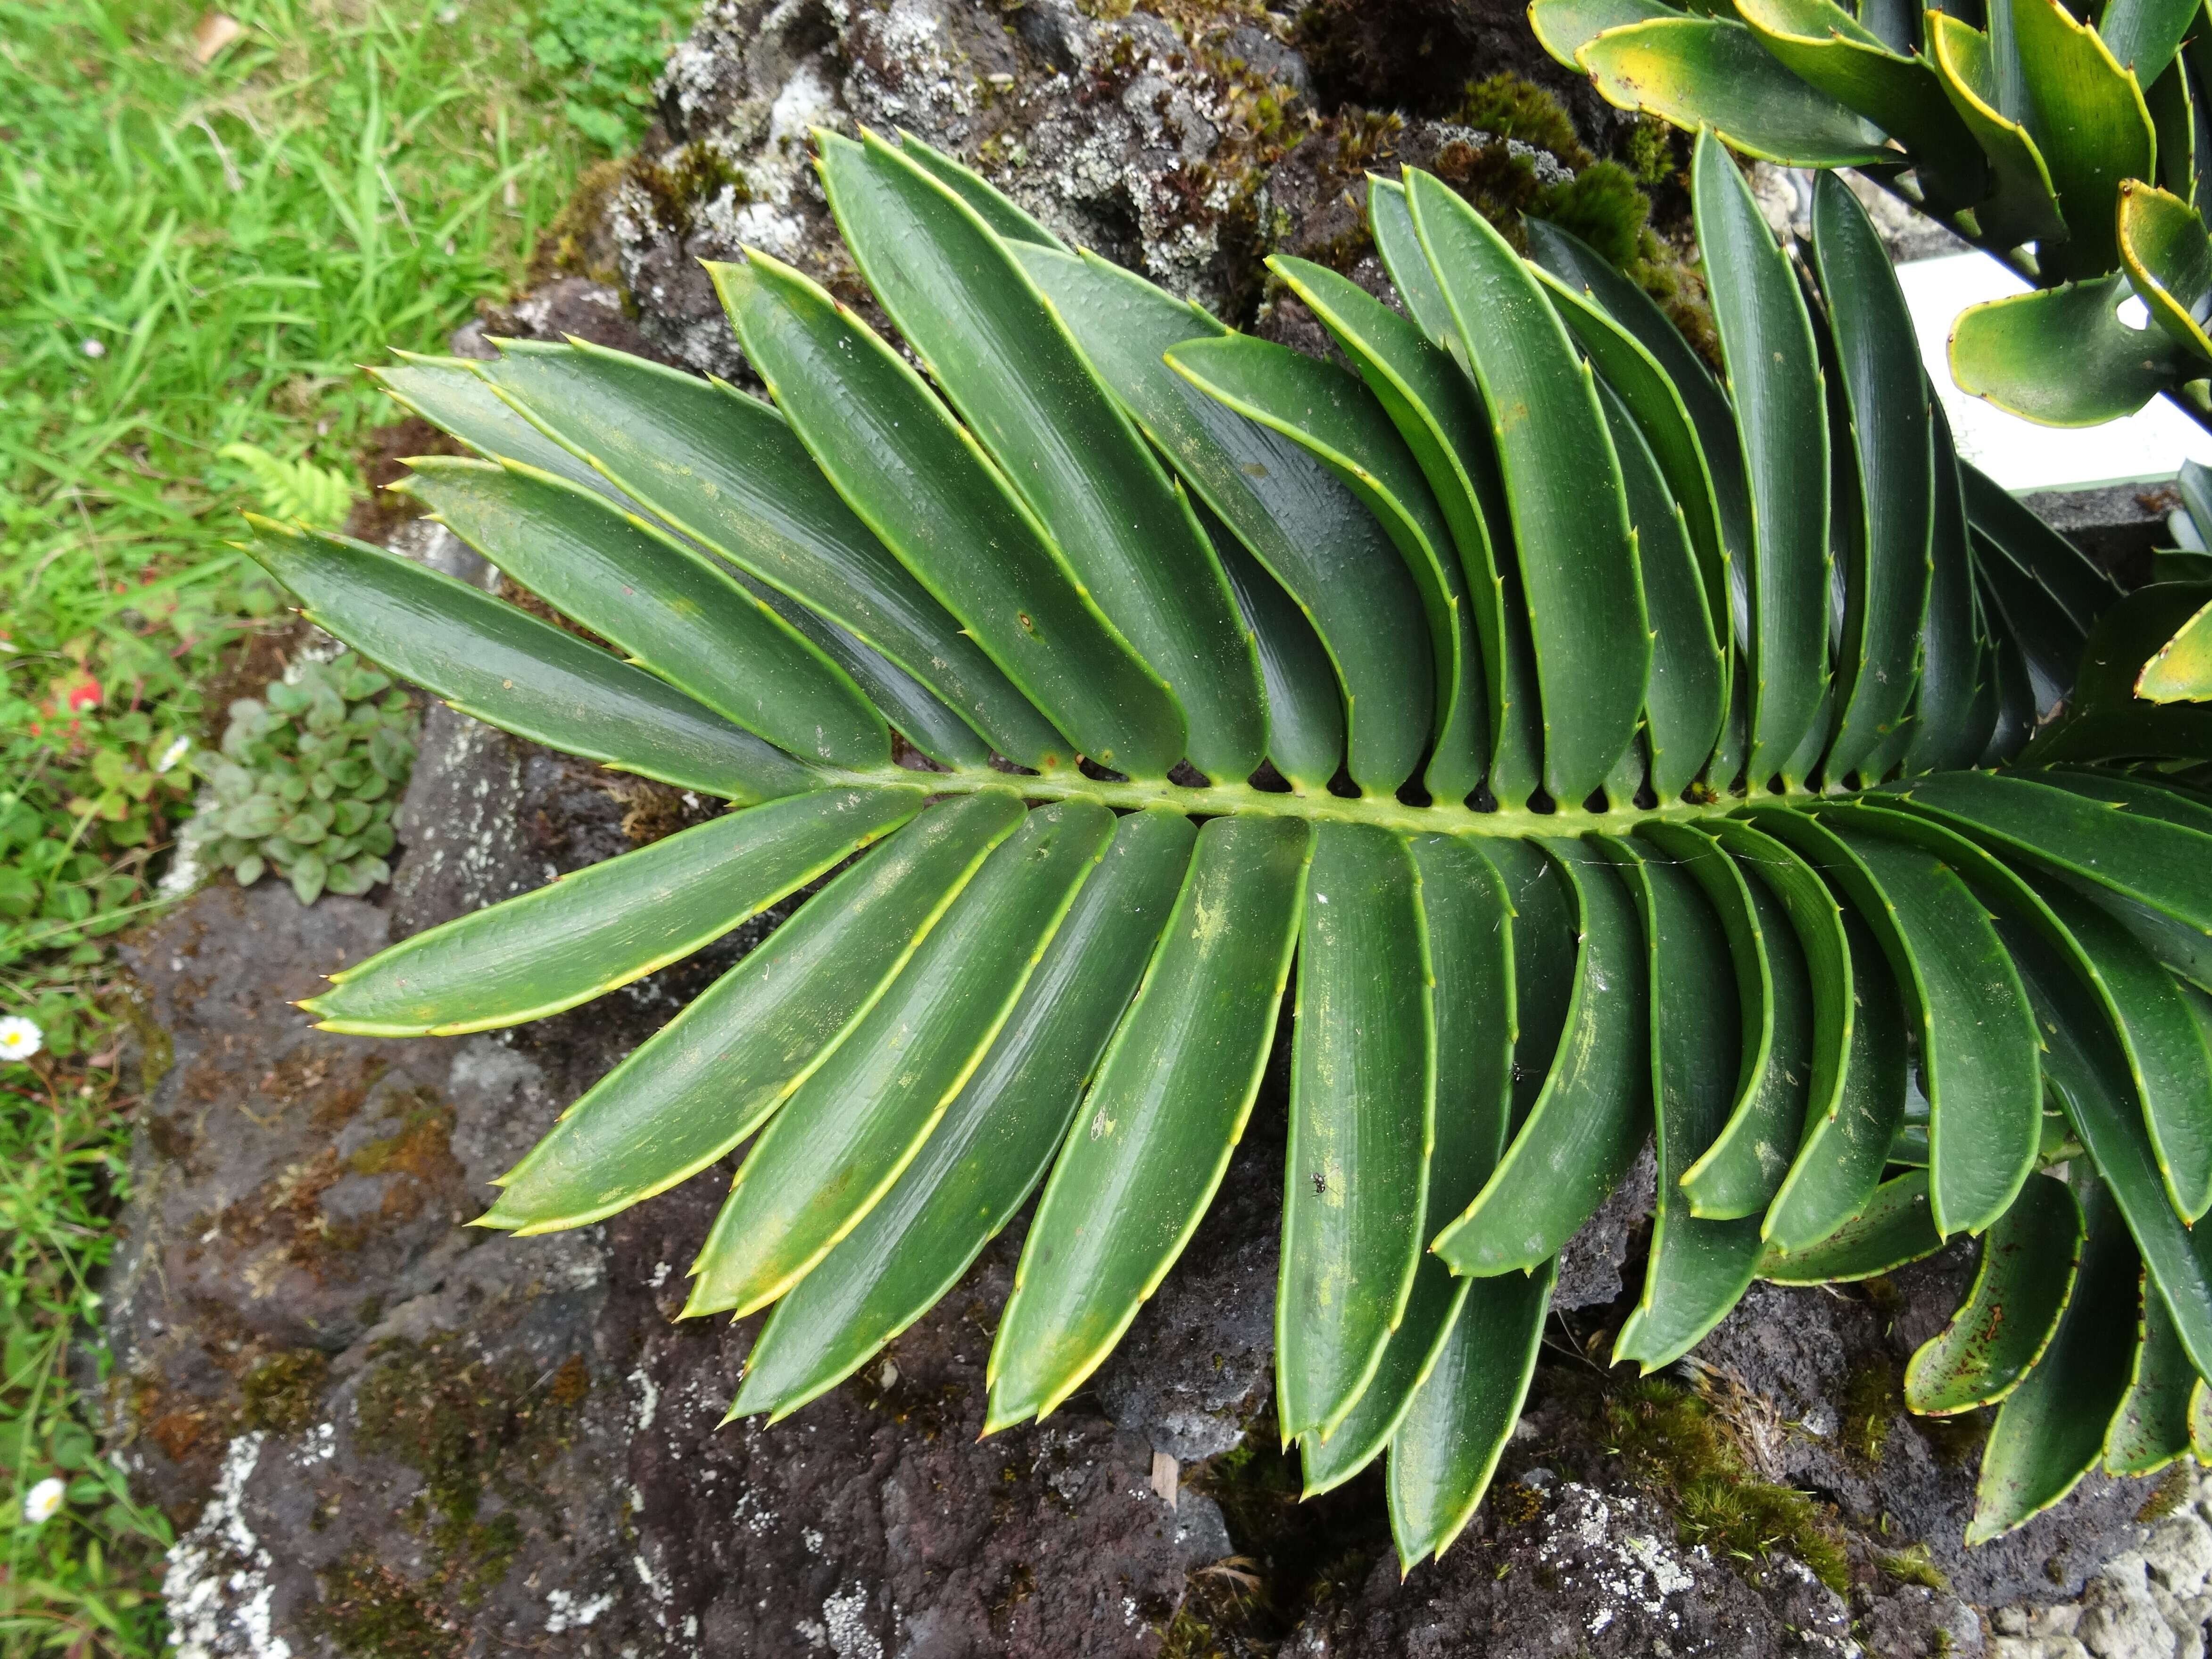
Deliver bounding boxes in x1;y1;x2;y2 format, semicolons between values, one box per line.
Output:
1532;0;2212;427
249;125;2203;1561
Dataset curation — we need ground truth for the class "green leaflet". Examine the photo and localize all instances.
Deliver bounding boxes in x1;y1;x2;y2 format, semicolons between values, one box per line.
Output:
2140;596;2212;702
1969;1173;2140;1544
2100;0;2201;85
1526;0;1681;63
1387;1262;1557;1570
481;791;1027;1233
1269;254;1542;806
2106;1277;2197;1477
818;133;1264;782
891;127;1065;251
2119;179;2212;363
1279;824;1435;1443
1958;464;2125;637
755;583;995;770
1764;905;1909;1253
1605;837;1764;1371
398;457;889;768
1897;770;2212;936
686;800;1115;1317
1595;380;1726;801
1729;0;1987;211
1671;825;1815;1220
1765;811;2041;1237
709;251;1182;777
1009;242;1433;795
2000;914;2212;1385
307;787;923;1036
240;519;820;804
1925;12;2070;251
2007;0;2156;281
1367;176;1464;361
374;355;652;503
1301;835;1514;1497
1406;169;1652;806
1905;1172;2085;1414
1432;839;1649;1275
2029;585;2212;763
1758;1169;1944;1282
464;338;1064;769
1949;275;2192;426
1578;17;1896;165
1811;175;1932;784
1532;254;1735;680
1205;508;1344;791
730;808;1195;1421
1695;131;1831;788
1975;530;2090;718
1487;839;1581;1131
1164;334;1476;802
987;814;1311;1426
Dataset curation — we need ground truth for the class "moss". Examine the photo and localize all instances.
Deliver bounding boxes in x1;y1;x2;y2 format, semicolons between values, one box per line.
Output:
1877;1543;1950;1592
627;139;750;243
350;1334;590;1611
311;1553;462;1659
1604;1377;1851;1595
1534;161;1650;271
1457;71;1590;169
345;1096;456;1182
240;1347;331;1435
531;156;628;286
1839;1356;1904;1466
2139;1462;2197;1522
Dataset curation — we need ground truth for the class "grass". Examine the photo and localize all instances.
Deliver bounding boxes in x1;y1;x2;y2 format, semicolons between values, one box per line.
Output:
0;0;613;1646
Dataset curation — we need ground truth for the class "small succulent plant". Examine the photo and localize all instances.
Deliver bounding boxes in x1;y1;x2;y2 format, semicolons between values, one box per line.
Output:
190;651;416;905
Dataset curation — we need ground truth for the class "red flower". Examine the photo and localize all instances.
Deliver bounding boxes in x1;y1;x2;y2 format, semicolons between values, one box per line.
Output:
60;672;102;713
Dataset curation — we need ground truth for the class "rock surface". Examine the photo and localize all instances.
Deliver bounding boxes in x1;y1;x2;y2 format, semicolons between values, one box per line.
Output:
101;0;2194;1652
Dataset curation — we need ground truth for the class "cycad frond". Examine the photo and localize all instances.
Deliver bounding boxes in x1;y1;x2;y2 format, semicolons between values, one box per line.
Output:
246;125;2202;1563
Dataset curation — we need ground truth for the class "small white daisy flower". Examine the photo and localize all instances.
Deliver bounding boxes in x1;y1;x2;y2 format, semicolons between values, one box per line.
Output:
153;735;191;773
0;1017;43;1063
80;338;105;359
22;1477;65;1525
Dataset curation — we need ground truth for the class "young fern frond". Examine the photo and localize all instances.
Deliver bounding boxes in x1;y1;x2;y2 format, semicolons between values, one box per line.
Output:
248;126;2201;1563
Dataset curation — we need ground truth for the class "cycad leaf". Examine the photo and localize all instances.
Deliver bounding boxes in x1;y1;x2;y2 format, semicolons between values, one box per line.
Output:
1975;530;2089;720
1164;334;1473;802
2138;596;2212;701
685;800;1115;1317
1433;840;1649;1275
2007;0;2155;280
1386;1263;1557;1570
1905;1172;2084;1414
1206;509;1344;790
1758;1168;1943;1281
1527;0;1682;65
1279;824;1434;1443
1301;834;1515;1497
1406;169;1652;805
1605;836;1763;1370
1968;1173;2139;1544
1959;463;2125;636
240;519;820;804
2100;0;2200;87
818;132;1263;781
464;338;1063;768
891;128;1066;251
1577;17;1896;165
374;355;638;500
481;790;1026;1234
399;456;889;768
1695;130;1831;787
730;809;1194;1420
1907;409;1996;775
2118;178;2212;362
1670;826;1815;1220
307;786;923;1036
987;814;1311;1426
1925;13;2070;249
1367;176;1465;359
2105;1276;2197;1477
709;250;1180;776
1009;242;1432;794
1271;253;1542;805
1949;275;2191;426
1812;174;1932;783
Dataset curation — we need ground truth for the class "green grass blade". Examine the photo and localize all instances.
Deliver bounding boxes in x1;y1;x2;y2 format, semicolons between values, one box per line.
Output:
307;786;923;1036
481;790;1027;1234
398;456;890;768
710;250;1181;777
466;338;1063;768
986;814;1312;1426
728;807;1193;1421
241;519;821;803
685;800;1116;1316
1406;169;1652;807
1432;838;1649;1275
1007;242;1432;794
819;132;1260;781
1279;824;1434;1443
1907;1171;2083;1415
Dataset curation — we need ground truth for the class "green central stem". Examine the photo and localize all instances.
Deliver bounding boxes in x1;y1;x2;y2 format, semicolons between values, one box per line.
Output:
826;764;1803;838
